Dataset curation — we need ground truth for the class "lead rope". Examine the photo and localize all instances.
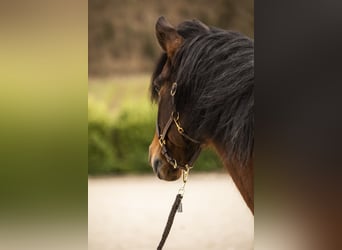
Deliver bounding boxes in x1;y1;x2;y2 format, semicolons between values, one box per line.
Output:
157;169;190;250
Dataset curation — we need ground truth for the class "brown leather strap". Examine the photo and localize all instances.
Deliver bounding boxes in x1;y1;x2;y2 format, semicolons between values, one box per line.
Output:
156;82;202;171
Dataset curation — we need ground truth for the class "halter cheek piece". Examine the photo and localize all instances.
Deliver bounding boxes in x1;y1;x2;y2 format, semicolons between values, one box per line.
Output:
156;82;202;171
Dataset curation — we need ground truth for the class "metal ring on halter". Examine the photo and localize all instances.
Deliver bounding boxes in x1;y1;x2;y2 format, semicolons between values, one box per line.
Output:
172;111;179;120
170;82;177;96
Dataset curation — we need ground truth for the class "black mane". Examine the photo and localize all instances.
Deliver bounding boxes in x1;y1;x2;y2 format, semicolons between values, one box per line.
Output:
151;20;254;166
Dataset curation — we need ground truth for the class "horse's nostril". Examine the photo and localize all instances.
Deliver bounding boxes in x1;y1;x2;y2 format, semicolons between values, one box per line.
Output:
153;158;162;172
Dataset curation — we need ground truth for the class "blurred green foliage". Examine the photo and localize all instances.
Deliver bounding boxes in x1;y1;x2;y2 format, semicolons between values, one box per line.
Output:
88;76;223;175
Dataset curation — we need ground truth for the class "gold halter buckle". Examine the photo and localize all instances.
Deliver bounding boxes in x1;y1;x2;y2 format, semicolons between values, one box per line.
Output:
178;165;192;196
172;112;184;134
158;136;166;146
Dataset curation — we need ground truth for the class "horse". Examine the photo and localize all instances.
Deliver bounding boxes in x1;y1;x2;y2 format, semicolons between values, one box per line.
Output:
148;16;254;213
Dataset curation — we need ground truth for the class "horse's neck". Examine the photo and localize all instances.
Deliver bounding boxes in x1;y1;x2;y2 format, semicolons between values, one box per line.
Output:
213;144;254;214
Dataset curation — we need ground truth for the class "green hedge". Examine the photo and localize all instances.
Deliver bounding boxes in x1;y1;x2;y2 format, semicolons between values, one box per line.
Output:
88;97;223;175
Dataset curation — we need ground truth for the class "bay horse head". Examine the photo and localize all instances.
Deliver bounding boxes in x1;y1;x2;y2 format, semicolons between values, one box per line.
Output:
148;16;208;181
148;17;254;212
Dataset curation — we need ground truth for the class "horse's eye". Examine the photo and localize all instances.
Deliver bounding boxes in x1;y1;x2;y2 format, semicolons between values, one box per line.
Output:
155;76;162;85
153;75;164;95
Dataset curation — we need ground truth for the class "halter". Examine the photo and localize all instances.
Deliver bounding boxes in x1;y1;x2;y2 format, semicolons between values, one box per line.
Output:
156;82;202;249
156;82;202;172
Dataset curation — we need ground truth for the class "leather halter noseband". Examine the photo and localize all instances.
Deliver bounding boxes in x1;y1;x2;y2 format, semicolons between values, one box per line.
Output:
156;82;202;171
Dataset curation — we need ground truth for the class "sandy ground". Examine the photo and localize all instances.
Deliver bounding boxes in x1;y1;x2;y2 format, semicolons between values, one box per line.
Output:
88;173;253;250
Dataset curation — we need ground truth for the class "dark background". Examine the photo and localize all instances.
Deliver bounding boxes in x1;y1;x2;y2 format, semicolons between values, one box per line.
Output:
89;0;253;76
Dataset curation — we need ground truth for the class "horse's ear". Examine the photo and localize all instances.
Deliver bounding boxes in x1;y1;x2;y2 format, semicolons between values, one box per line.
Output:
155;16;183;58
